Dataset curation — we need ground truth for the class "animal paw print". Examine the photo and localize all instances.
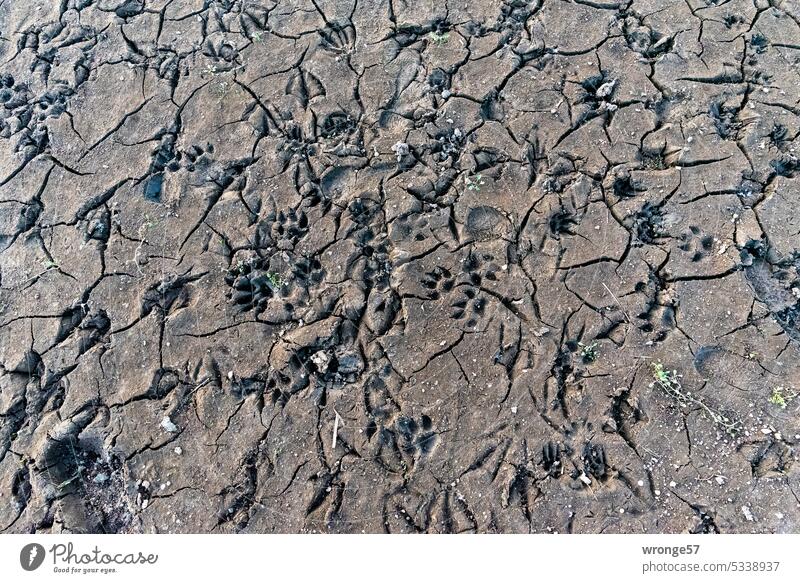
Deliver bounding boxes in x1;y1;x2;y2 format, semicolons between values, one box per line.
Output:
421;266;455;300
462;251;500;286
349;224;391;290
263;208;309;250
541;441;564;477
630;202;666;246
549;208;579;239
224;259;280;313
678;226;715;262
392;213;433;245
395;415;437;456
269;333;365;403
347;197;382;227
290;255;326;287
582;442;608;480
319;22;356;54
451;287;486;328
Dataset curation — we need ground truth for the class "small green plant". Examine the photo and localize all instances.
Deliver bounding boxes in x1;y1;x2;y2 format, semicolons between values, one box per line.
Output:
579;341;599;363
252;31;266;44
428;31;450;46
653;363;669;383
465;173;485;191
768;386;797;409
651;362;742;435
266;271;283;288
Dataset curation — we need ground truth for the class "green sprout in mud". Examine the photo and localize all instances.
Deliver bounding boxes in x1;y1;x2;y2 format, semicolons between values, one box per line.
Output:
650;362;742;435
266;271;283;288
768;386;797;409
579;341;599;363
252;31;266;44
465;173;485;191
653;362;670;383
428;31;450;46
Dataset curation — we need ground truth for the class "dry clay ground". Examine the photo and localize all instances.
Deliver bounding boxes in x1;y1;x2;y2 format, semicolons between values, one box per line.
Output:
1;0;800;534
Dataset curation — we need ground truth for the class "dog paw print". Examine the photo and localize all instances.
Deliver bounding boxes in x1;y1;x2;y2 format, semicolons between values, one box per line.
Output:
582;442;608;480
308;346;365;392
290;255;326;287
261;208;309;251
392;213;433;246
224;259;280;313
678;226;715;262
278;122;316;162
349;224;391;290
630;202;666;246
462;251;500;286
346;197;383;229
451;287;487;328
421;266;455;300
395;415;437;456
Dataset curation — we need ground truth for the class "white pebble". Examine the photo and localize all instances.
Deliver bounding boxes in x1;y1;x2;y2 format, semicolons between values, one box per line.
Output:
160;416;178;433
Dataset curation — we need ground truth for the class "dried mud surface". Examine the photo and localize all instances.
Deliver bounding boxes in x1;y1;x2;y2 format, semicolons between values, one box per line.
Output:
2;0;800;534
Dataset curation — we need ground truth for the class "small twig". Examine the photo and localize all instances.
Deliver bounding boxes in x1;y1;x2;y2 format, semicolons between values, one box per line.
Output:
602;282;631;323
332;409;342;450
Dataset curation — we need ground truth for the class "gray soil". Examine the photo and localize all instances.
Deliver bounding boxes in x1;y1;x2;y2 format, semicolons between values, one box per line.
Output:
1;0;800;534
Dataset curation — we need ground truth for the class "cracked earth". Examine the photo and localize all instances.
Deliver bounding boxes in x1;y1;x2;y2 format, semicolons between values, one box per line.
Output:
1;0;800;534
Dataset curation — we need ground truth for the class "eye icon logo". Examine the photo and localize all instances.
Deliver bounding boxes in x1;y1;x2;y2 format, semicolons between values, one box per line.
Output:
20;543;46;571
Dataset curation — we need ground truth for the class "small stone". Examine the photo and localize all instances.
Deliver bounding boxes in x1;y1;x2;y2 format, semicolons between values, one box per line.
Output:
161;416;178;433
596;79;617;98
93;473;108;484
742;506;754;521
174;446;183;455
310;350;330;371
391;141;409;161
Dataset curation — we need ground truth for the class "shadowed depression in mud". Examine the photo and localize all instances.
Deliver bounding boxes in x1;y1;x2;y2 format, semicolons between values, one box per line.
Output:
1;0;800;534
